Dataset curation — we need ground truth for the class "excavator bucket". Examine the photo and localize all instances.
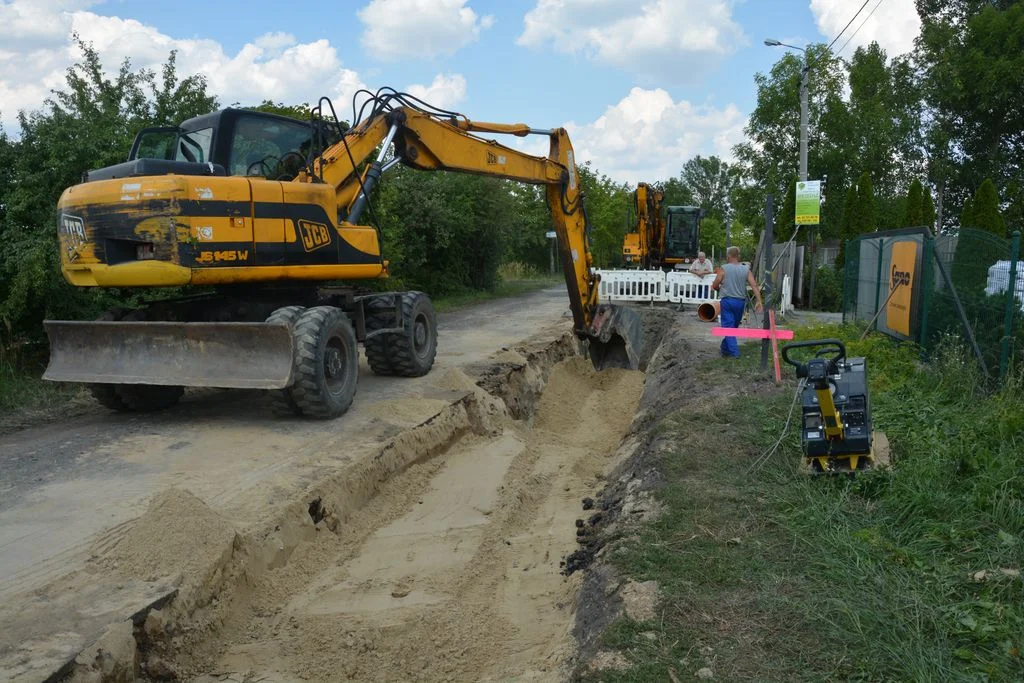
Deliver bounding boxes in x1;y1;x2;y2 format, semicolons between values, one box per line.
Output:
587;304;643;371
43;321;295;389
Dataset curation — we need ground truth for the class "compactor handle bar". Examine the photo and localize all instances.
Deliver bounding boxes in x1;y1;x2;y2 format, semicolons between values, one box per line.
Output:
781;339;846;378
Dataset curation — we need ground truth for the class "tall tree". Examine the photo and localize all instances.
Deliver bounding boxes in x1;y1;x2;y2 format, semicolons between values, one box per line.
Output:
847;44;924;193
922;185;937;229
658;176;695;208
835;184;858;268
971;179;1006;237
854;172;875;236
903;179;925;227
917;2;1024;222
0;40;217;341
777;177;797;242
960;197;975;229
734;44;850;230
679;155;738;221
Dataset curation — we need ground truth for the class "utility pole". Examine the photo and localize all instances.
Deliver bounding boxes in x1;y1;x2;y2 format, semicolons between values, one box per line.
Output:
800;54;817;310
766;39;814;308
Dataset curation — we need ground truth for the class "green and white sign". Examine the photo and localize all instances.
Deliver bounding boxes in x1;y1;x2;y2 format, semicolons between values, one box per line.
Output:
795;180;821;225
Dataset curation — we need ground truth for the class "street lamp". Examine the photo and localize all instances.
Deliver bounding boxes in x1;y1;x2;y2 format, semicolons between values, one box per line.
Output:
764;39;809;182
765;38;814;307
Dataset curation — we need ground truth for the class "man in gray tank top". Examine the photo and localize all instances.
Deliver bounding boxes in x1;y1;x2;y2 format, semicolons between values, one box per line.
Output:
711;246;763;357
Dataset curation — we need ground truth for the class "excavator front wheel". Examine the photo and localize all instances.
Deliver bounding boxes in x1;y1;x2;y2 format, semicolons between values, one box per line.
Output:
265;305;307;416
287;306;359;419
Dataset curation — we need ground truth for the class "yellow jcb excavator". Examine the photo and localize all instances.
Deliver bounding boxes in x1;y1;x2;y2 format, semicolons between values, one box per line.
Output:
620;183;704;271
44;90;643;418
621;182;664;269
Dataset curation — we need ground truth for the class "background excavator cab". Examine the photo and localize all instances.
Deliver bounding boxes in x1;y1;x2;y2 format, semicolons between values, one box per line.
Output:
663;206;703;269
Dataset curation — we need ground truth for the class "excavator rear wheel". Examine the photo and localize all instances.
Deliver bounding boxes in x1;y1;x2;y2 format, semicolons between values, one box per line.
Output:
116;385;185;412
86;308;185;412
88;384;130;412
363;296;397;376
265;305;306;415
287;306;359;419
385;291;437;377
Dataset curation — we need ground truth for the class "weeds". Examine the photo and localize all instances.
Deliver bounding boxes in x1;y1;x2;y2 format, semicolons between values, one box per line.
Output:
589;327;1024;681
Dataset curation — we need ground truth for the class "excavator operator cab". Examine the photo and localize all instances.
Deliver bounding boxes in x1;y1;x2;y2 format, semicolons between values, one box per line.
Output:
85;108;335;183
663;206;703;269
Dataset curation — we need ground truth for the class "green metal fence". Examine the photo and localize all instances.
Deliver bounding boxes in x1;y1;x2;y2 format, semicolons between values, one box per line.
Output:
843;228;1023;383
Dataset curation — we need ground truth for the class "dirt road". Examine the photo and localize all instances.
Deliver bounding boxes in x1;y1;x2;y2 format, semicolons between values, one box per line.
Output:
0;287;581;681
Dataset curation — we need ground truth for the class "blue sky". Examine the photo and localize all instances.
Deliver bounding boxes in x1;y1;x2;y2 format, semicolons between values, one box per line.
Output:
0;0;921;183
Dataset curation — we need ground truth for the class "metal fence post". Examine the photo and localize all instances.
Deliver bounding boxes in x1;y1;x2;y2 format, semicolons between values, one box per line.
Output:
761;194;775;371
999;230;1021;381
919;236;934;351
874;238;885;331
842;239;850;325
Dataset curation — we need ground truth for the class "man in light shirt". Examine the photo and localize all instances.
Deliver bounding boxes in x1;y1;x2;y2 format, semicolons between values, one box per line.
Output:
690;251;714;277
689;251;714;299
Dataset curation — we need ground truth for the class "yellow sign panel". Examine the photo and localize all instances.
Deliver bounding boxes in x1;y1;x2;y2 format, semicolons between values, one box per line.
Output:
795;180;821;225
887;241;917;336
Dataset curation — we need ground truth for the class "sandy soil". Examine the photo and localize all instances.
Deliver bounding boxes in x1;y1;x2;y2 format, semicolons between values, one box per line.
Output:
150;358;645;682
0;292;717;682
0;288;576;681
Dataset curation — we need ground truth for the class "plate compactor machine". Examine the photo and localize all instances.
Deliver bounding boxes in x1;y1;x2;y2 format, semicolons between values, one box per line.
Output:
781;339;874;473
43;91;643;418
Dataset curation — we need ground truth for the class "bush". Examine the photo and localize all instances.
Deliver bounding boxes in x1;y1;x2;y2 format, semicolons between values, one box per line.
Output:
811;264;843;312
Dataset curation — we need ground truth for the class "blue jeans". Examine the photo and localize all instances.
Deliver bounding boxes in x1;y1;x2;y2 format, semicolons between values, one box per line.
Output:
719;297;745;357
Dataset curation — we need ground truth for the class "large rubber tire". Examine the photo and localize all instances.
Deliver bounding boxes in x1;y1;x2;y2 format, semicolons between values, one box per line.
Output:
387;291;437;377
87;310;129;411
363;296;397;376
265;306;306;415
88;384;130;411
116;385;185;412
288;306;359;419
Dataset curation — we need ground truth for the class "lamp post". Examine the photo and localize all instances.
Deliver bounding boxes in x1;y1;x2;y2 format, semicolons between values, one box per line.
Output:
765;39;815;307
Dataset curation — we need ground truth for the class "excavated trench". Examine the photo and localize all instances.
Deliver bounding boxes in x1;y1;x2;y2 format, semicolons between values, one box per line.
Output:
61;313;677;682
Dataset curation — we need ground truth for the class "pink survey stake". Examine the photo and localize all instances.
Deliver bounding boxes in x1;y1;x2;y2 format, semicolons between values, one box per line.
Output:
711;327;794;340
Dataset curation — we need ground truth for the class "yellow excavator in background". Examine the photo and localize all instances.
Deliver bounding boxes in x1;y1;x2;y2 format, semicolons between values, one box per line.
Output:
620;183;704;271
621;182;664;269
44;90;643;418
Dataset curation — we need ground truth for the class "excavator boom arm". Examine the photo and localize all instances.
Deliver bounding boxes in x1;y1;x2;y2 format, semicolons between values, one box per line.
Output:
314;107;603;341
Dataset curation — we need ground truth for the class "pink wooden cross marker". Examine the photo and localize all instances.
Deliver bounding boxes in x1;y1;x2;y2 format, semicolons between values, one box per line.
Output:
710;326;794;340
712;315;793;385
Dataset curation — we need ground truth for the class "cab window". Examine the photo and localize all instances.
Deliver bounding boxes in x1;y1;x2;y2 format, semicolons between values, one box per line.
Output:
229;115;313;179
132;127;213;163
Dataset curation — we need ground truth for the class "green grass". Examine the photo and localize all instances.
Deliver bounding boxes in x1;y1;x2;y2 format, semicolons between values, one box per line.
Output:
587;329;1024;682
0;349;83;429
431;276;560;312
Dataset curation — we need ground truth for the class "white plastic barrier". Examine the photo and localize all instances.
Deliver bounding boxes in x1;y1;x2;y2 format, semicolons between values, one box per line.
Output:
595;269;667;302
666;271;720;305
986;261;1024;312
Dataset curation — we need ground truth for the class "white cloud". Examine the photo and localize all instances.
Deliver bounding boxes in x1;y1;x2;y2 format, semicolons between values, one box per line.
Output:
405;73;467;110
810;0;921;57
358;0;494;61
0;0;460;133
517;0;746;83
549;88;746;183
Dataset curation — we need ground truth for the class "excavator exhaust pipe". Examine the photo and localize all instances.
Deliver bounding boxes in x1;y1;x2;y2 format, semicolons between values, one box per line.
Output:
43;320;295;389
587;304;643;371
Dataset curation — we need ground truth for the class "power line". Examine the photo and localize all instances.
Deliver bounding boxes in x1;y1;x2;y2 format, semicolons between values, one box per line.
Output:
826;0;873;52
836;0;887;56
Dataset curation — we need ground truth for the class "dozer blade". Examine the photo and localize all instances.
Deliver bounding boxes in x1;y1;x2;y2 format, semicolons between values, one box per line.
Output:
587;304;643;371
43;321;294;389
